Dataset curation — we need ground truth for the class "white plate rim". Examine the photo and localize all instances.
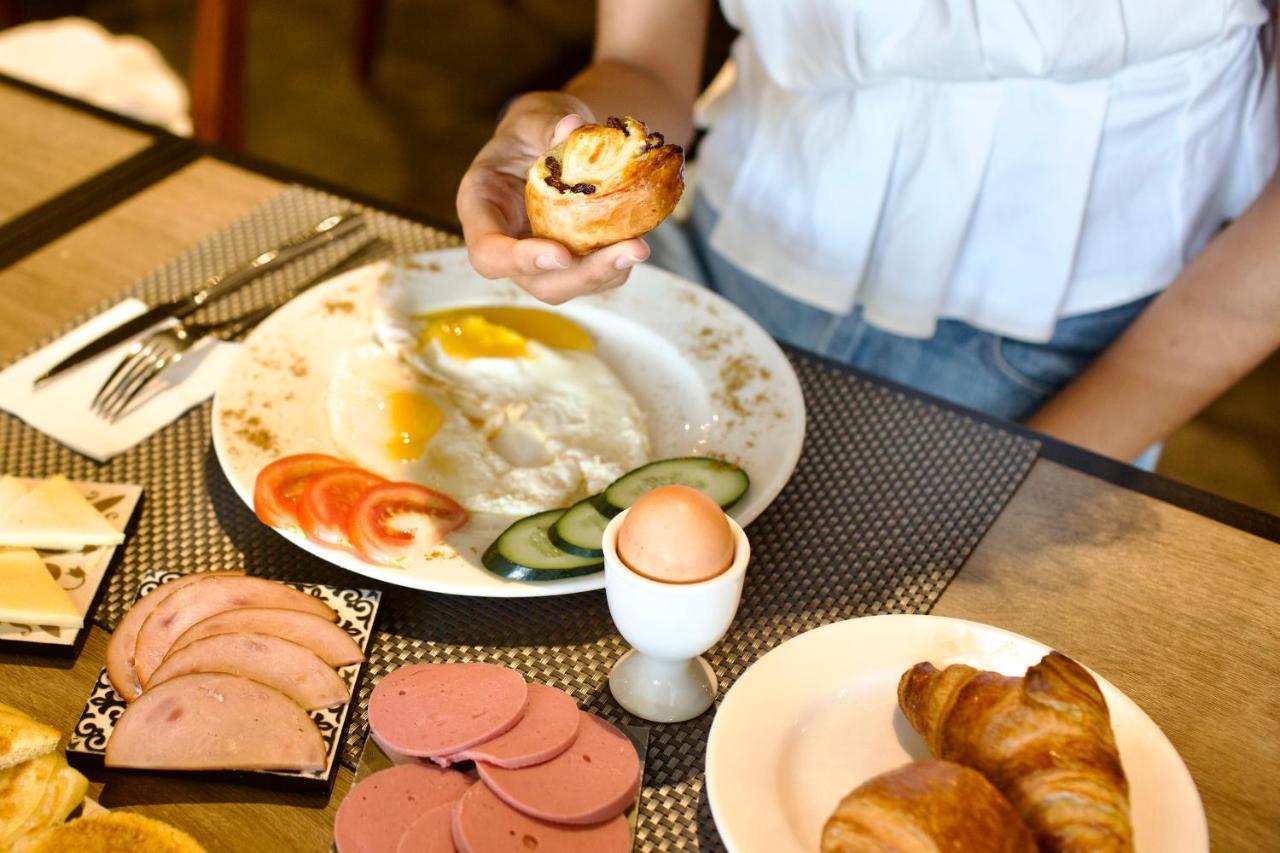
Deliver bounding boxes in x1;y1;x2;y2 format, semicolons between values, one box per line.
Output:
704;614;1208;853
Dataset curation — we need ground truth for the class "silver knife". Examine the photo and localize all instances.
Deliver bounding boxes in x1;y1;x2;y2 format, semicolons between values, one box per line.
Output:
34;211;367;386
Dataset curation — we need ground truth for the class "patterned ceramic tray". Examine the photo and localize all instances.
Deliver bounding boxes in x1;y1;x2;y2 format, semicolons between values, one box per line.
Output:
0;479;142;654
68;569;381;793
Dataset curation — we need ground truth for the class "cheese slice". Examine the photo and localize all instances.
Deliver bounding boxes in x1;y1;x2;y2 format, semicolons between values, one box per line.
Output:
0;476;29;510
0;476;123;551
0;548;82;628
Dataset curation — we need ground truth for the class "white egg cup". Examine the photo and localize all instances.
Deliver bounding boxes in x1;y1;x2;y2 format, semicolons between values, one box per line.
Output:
603;508;750;723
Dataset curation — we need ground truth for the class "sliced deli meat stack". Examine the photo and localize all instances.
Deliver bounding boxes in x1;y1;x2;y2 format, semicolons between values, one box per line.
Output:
169;607;363;667
393;802;456;853
132;575;337;687
147;633;350;710
450;780;630;853
333;765;470;853
368;663;528;757
444;683;580;768
105;570;245;700
477;712;640;825
104;673;326;772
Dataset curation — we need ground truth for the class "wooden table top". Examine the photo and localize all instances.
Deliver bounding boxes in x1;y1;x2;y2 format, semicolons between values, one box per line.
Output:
0;79;1276;852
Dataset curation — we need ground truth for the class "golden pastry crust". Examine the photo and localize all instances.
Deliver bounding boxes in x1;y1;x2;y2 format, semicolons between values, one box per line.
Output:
821;760;1035;852
525;116;684;255
898;652;1134;852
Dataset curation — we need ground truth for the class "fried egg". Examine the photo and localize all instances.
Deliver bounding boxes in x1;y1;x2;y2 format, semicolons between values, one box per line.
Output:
326;282;650;515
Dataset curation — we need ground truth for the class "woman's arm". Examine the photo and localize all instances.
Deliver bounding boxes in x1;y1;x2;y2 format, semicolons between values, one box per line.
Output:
457;0;710;304
1027;169;1280;460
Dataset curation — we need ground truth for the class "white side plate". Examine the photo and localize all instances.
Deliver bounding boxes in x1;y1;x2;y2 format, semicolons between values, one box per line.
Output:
706;614;1207;853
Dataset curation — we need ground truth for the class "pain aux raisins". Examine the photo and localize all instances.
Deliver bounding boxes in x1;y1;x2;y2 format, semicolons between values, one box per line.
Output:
543;156;596;195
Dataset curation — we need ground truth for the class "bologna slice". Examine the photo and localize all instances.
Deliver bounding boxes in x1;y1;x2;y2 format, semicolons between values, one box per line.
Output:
369;664;528;758
133;575;337;687
104;673;325;771
105;570;244;701
451;780;630;853
394;802;456;853
148;633;349;710
169;607;363;667
444;684;580;768
333;765;470;853
477;712;640;825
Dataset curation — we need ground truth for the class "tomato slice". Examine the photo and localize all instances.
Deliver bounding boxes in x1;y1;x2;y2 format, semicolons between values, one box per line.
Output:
297;467;385;546
253;454;350;529
348;483;468;566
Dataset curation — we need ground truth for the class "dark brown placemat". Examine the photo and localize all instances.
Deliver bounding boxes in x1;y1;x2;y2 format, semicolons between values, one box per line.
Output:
0;186;1039;850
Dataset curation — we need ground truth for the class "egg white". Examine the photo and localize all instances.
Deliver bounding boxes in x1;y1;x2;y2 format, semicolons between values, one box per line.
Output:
328;283;650;516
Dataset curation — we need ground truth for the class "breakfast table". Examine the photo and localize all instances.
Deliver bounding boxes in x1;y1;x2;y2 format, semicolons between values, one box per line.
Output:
0;72;1277;853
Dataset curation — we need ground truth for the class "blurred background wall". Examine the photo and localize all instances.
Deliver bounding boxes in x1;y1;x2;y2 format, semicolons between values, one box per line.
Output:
1;0;1276;515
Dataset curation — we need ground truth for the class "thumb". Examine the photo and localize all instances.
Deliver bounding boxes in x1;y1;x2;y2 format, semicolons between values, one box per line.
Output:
550;114;588;146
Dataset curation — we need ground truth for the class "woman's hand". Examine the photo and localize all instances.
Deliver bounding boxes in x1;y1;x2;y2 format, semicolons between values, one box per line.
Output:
457;92;650;305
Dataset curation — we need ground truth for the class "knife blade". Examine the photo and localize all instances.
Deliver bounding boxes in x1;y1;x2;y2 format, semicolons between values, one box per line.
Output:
33;211;367;386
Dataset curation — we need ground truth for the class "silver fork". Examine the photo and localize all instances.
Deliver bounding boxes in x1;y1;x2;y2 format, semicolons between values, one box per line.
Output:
91;238;385;422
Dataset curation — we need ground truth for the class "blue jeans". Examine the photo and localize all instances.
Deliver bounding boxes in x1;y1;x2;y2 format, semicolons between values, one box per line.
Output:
649;192;1156;424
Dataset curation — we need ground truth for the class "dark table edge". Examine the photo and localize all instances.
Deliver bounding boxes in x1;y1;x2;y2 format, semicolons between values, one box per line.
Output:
3;72;1277;545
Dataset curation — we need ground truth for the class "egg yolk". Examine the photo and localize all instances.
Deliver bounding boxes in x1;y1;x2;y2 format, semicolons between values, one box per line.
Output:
384;391;442;461
416;307;593;359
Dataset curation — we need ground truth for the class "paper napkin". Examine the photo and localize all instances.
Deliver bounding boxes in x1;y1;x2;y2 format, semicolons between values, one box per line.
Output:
0;299;238;461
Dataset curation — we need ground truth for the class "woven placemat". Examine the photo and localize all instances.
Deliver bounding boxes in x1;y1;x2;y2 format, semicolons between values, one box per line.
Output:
0;186;1040;850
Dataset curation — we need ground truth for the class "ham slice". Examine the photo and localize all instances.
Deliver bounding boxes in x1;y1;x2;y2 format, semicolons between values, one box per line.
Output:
104;673;325;772
451;781;630;853
133;575;336;687
169;607;363;667
443;684;579;769
105;570;244;701
476;712;640;825
333;765;470;853
148;633;349;710
368;664;528;758
395;802;456;853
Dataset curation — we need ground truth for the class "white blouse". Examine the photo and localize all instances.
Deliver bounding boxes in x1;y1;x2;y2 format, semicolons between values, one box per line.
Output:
697;0;1278;342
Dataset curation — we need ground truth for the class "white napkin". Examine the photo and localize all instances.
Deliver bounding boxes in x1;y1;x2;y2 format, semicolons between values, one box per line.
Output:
0;299;238;461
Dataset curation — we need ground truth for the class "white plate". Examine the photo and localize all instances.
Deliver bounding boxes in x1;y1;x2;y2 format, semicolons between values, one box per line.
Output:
212;248;805;598
705;615;1207;853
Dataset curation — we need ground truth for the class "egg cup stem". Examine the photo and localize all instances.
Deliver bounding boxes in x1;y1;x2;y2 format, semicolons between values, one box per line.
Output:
608;649;718;723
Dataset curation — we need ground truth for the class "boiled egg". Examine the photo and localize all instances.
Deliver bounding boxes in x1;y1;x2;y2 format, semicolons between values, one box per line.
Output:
617;485;734;583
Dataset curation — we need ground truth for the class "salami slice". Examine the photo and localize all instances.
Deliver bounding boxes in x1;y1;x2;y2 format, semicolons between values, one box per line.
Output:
133;575;337;686
148;633;349;710
368;664;528;757
169;607;363;667
394;801;457;853
451;780;630;853
334;765;470;853
476;712;640;825
443;684;579;768
105;570;244;701
104;673;325;771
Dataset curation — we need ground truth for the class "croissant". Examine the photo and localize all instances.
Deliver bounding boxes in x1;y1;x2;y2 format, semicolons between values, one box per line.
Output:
898;652;1133;852
822;760;1035;852
525;116;684;254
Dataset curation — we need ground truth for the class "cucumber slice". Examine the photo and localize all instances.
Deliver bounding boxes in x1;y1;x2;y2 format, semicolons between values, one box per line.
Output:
549;497;610;558
482;509;603;581
602;457;749;516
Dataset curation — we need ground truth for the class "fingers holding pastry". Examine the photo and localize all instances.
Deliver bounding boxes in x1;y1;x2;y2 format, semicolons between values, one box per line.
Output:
511;239;650;305
525;115;685;255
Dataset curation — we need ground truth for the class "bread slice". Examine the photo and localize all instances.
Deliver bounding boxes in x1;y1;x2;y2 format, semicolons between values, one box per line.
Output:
0;476;123;551
0;753;60;846
12;811;206;853
0;708;60;770
2;755;87;844
0;548;82;629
